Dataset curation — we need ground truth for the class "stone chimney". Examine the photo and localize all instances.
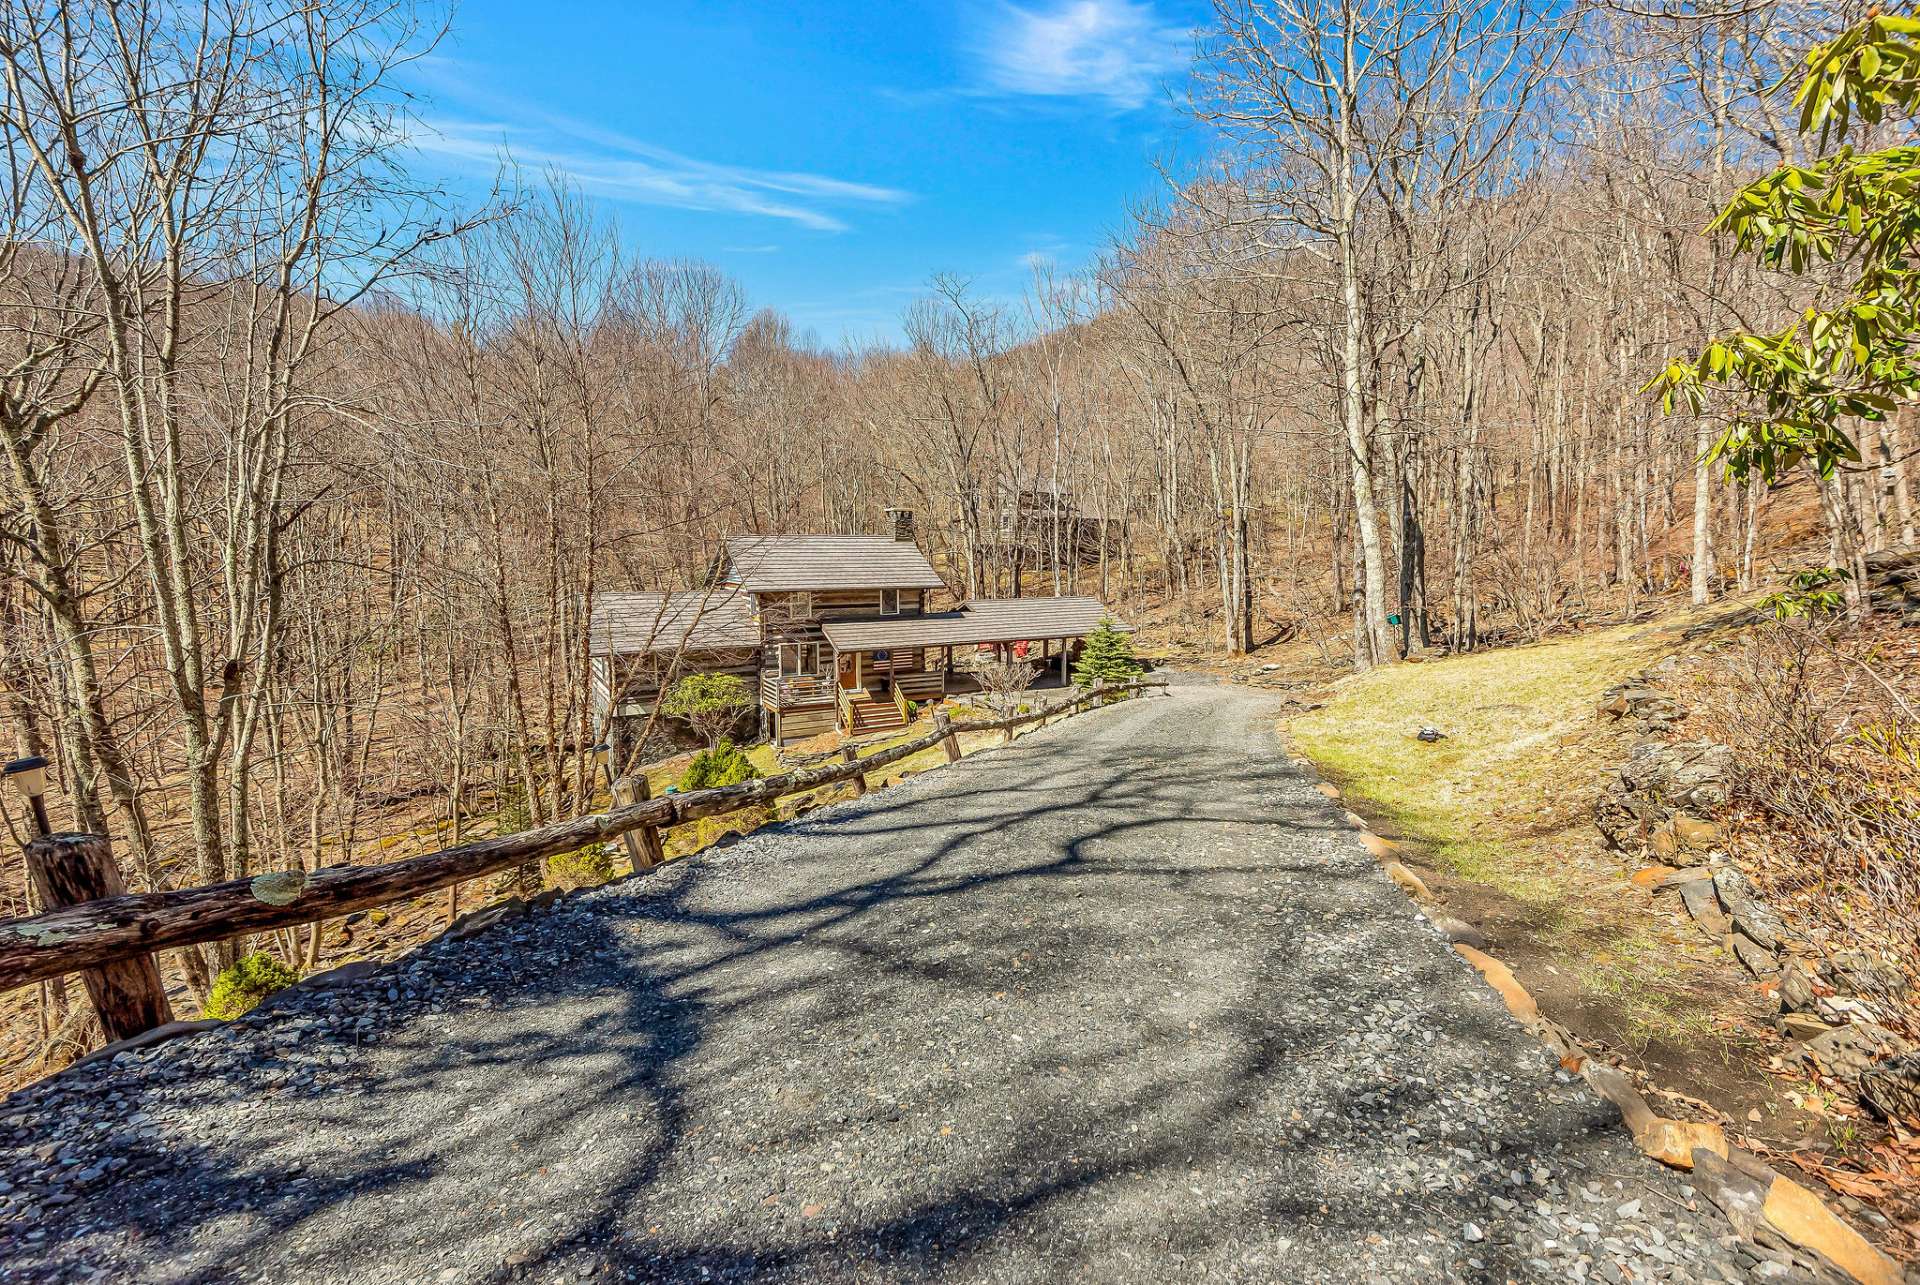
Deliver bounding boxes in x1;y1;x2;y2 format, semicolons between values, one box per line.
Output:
885;507;916;544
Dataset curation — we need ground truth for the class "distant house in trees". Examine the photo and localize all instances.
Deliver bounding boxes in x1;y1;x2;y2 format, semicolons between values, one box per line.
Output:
589;508;1127;746
958;472;1125;591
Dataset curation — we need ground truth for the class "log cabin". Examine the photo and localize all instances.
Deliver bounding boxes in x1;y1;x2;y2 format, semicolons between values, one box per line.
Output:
589;509;1126;746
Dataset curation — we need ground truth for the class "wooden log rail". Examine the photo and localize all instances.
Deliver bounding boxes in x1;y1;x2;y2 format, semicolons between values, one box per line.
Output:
0;679;1166;997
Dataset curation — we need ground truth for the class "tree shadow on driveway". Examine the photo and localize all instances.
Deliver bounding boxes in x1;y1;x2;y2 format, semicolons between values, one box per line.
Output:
1;694;1684;1283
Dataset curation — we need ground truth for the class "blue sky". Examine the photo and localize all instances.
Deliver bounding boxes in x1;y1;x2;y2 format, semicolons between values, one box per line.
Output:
409;1;1210;345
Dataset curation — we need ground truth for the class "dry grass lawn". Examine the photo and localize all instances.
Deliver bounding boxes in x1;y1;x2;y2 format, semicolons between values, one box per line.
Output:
1287;611;1776;1082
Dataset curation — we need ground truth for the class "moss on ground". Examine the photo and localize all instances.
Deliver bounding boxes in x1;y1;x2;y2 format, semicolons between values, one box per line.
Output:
1290;619;1663;852
202;951;300;1020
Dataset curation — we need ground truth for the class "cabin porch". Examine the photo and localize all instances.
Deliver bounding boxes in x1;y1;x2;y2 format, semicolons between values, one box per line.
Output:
807;600;1118;743
748;596;1122;746
759;633;1093;745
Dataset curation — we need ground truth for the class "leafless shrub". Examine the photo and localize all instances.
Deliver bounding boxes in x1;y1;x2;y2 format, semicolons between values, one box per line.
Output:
1691;621;1920;949
968;656;1035;720
1480;535;1565;645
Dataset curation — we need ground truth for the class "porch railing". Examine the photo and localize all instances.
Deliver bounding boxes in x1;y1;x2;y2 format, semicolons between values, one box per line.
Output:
895;671;944;700
761;672;835;707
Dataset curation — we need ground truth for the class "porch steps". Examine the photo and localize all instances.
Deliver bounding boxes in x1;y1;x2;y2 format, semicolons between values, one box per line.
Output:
845;694;907;736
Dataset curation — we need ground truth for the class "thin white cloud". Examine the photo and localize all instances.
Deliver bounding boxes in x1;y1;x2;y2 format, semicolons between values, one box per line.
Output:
407;82;909;232
977;0;1190;109
1017;232;1075;269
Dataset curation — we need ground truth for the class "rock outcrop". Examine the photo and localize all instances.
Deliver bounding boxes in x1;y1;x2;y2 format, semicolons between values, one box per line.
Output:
1592;664;1732;859
1859;1053;1920;1127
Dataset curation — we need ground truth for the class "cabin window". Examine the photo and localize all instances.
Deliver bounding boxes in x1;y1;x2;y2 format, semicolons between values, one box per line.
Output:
778;642;823;675
879;589;900;616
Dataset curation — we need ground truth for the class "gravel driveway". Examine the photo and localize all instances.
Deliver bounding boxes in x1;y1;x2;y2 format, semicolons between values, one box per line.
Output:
0;680;1761;1283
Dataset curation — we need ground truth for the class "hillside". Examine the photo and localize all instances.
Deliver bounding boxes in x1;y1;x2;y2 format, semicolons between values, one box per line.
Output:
1286;606;1920;1264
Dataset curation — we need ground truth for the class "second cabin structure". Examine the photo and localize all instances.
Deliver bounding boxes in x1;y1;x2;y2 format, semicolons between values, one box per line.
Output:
589;509;1125;746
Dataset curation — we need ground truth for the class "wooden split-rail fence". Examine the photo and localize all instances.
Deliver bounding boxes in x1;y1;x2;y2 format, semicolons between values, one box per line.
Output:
3;678;1167;1046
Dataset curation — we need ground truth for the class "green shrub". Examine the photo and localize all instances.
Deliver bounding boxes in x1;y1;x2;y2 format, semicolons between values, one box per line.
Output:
1759;566;1851;620
547;840;617;890
679;738;762;792
661;672;754;746
203;951;299;1020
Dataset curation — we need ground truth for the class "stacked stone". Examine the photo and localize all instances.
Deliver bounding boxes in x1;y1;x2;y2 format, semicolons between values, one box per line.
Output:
1594;740;1731;857
1596;678;1689;736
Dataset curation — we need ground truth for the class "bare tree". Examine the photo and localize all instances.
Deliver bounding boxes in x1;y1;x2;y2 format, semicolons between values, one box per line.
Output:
1189;0;1565;665
968;654;1035;720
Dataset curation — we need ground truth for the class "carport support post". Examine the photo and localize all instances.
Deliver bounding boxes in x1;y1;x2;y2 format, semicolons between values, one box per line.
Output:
935;711;961;764
840;745;867;797
612;776;665;870
25;833;173;1042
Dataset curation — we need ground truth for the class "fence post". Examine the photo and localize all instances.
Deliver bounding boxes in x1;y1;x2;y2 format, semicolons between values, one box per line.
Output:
935;711;962;764
840;745;868;796
613;776;665;870
25;833;173;1042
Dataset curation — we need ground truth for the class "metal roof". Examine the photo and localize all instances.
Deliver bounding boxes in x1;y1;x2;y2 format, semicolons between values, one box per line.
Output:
588;589;758;656
820;597;1123;651
724;536;946;593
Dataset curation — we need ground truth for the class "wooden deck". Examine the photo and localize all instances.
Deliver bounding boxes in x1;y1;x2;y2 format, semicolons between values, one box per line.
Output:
760;672;835;709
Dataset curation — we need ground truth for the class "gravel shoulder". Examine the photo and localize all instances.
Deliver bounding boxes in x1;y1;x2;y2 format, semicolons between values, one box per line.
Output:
0;681;1760;1283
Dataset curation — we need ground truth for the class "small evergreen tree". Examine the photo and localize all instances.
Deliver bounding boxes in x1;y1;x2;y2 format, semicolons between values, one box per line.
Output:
491;781;542;898
493;781;532;836
661;672;753;746
1073;617;1141;687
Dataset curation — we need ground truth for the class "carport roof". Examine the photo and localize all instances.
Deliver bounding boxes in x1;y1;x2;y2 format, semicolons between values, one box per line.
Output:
821;597;1123;651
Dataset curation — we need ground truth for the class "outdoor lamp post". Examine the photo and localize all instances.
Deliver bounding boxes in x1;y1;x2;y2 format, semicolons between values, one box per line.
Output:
4;755;52;839
590;742;613;790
